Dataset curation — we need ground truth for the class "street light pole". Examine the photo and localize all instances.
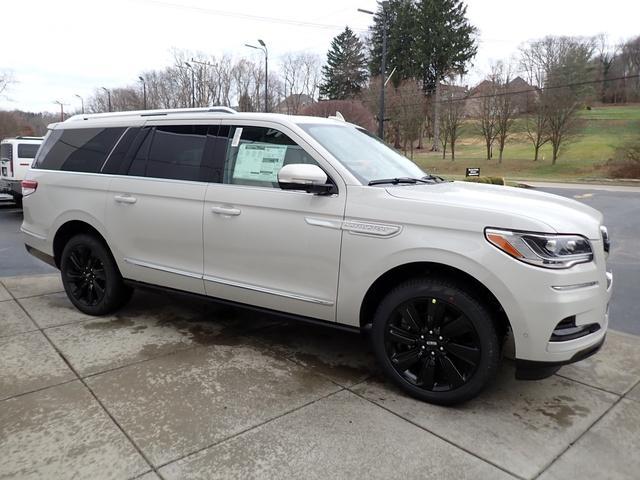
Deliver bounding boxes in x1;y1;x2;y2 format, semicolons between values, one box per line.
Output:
74;94;84;114
245;40;268;112
138;76;147;109
358;4;388;139
54;100;67;122
101;87;111;112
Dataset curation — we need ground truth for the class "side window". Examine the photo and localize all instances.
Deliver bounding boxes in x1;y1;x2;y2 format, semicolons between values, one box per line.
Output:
17;143;40;159
223;125;319;188
127;125;208;181
33;127;125;173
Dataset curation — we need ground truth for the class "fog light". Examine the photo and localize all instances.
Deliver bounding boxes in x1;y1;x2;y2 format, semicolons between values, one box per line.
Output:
550;316;600;342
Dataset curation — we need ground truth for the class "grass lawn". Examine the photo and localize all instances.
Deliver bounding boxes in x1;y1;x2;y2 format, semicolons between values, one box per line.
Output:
410;104;640;182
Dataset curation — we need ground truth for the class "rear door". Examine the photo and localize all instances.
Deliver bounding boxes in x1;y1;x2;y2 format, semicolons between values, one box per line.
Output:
105;121;218;294
14;142;41;180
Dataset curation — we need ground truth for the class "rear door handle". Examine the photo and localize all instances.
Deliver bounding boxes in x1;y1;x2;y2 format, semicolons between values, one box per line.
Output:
114;194;137;204
211;206;241;216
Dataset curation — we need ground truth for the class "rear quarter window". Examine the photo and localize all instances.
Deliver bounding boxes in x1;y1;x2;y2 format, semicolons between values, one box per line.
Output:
34;127;125;173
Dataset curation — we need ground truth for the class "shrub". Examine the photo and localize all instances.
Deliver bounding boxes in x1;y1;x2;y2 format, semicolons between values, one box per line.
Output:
301;99;376;132
464;176;505;185
607;141;640;179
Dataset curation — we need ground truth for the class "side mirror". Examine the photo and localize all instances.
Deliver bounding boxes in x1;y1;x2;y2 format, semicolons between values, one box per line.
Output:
278;164;336;195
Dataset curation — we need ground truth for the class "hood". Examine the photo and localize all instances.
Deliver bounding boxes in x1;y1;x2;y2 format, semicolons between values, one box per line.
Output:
385;181;604;239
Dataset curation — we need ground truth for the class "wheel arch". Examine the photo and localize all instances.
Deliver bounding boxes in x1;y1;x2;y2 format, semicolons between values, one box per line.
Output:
359;261;512;343
52;219;111;268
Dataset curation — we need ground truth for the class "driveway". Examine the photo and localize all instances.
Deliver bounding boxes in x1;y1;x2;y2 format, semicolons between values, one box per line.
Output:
1;273;639;479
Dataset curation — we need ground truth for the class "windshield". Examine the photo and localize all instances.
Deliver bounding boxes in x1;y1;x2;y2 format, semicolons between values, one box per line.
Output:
299;123;426;184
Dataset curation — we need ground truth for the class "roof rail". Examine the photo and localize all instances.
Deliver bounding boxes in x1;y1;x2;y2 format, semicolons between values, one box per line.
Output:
67;106;237;122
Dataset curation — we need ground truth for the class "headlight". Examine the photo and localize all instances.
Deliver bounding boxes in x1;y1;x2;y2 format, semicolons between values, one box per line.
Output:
485;228;593;269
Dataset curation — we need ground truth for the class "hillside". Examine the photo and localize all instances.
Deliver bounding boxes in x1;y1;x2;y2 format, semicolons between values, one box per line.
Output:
414;104;640;181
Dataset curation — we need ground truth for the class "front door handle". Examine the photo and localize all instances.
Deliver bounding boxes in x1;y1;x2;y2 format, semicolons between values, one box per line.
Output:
211;206;241;216
114;194;137;204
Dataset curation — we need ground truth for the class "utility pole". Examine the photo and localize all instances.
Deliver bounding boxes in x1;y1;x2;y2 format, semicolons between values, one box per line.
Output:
101;87;111;112
191;58;216;106
359;4;388;138
54;100;68;121
74;94;84;114
245;40;268;112
138;76;147;109
184;62;195;107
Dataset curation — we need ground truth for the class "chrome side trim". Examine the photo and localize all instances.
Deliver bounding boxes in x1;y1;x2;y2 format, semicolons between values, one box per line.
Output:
305;217;342;230
123;257;334;306
203;274;334;306
551;281;599;291
342;220;401;238
20;226;47;240
123;257;202;279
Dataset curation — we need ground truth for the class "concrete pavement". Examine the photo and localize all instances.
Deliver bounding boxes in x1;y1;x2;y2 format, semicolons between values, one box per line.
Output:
1;273;639;480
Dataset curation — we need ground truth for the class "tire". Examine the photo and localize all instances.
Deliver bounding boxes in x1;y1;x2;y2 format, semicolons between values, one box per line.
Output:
13;195;22;208
60;234;132;315
370;278;500;406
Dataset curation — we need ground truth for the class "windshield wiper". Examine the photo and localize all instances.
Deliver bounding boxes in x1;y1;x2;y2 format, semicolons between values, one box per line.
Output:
368;177;433;186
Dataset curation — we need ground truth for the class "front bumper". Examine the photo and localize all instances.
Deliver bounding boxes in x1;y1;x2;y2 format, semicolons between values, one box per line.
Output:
515;334;606;380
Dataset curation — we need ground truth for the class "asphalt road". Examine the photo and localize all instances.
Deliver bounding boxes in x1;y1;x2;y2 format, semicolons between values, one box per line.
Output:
1;185;638;334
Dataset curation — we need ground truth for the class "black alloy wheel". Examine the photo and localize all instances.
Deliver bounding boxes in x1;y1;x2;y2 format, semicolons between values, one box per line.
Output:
60;234;132;315
64;244;107;307
385;297;480;392
371;278;500;405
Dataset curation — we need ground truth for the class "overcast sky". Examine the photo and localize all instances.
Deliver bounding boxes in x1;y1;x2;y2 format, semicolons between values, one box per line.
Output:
1;0;638;113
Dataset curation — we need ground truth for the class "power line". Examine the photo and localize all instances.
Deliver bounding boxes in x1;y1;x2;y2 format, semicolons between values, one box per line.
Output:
361;73;640;112
135;0;368;32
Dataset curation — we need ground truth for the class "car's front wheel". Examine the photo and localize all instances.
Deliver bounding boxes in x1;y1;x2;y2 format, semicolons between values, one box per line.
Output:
370;278;500;405
60;234;132;315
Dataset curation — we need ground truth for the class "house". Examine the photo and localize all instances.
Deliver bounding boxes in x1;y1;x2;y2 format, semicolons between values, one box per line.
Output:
274;94;315;115
465;76;538;116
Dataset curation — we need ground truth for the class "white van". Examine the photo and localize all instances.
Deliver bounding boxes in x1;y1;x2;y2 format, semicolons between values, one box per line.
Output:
1;136;43;205
21;108;612;405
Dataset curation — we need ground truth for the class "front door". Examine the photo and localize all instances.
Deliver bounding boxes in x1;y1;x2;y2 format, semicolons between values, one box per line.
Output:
202;123;346;321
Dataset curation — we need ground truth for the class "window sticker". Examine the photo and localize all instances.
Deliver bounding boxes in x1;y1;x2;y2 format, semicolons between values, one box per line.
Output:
233;143;287;182
231;127;243;147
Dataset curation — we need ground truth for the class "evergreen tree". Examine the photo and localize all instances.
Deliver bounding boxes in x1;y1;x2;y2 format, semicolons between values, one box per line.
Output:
320;26;368;100
369;0;477;92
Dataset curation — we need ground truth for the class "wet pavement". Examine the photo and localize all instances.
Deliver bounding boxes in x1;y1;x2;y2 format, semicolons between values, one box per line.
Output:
1;273;639;479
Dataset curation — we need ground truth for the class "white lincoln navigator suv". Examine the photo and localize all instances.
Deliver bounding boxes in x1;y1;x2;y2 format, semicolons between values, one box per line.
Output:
21;108;612;405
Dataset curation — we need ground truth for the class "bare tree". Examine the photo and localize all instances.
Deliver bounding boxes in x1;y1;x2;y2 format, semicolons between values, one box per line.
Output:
439;82;466;160
280;52;322;114
474;78;499;160
395;80;427;158
493;62;517;163
0;70;13;98
520;36;596;163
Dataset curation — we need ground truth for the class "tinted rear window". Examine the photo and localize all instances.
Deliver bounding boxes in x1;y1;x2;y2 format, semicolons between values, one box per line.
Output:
17;143;40;159
35;127;125;173
127;125;208;181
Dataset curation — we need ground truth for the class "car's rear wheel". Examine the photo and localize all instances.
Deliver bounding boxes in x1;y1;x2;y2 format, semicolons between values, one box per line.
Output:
60;234;132;315
370;278;500;405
